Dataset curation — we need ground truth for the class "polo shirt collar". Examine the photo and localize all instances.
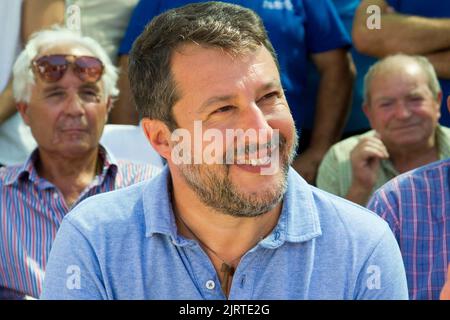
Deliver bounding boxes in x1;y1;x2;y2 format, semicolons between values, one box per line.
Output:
143;166;322;247
143;166;181;242
260;167;322;249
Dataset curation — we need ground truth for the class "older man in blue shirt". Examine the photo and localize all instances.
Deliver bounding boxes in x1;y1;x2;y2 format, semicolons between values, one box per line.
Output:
41;2;408;300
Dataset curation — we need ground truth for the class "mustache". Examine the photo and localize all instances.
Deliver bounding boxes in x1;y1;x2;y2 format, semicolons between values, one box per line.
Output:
223;134;289;163
56;118;89;131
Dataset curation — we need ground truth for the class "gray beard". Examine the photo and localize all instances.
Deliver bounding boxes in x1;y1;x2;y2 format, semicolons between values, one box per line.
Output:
178;133;298;217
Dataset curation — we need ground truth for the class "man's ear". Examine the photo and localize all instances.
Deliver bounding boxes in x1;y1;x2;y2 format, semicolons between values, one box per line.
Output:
434;91;442;121
436;91;443;107
106;97;113;112
16;102;31;126
362;103;374;128
446;94;450;116
105;97;113;123
141;117;172;160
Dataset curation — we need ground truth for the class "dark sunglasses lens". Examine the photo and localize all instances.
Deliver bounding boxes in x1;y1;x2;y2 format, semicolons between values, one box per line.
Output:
35;55;68;82
74;57;104;82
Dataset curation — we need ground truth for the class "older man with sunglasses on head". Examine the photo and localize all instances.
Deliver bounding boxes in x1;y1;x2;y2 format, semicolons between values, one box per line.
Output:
0;28;159;300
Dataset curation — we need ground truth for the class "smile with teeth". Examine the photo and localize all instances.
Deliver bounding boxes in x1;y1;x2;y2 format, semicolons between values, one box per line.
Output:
238;157;271;166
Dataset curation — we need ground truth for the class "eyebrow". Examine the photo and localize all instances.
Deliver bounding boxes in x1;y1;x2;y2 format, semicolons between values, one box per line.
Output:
198;80;282;114
79;83;101;91
406;90;423;97
42;85;64;94
198;94;236;114
374;96;394;102
373;88;425;102
42;83;100;94
256;80;282;96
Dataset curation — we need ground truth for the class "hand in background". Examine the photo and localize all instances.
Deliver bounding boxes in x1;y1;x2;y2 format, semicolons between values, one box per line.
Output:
293;146;328;185
440;266;450;300
345;133;389;205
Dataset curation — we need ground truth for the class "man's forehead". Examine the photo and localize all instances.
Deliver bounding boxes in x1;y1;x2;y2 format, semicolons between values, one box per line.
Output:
41;81;100;91
374;61;427;83
172;44;279;92
371;66;429;92
173;43;276;71
37;43;94;57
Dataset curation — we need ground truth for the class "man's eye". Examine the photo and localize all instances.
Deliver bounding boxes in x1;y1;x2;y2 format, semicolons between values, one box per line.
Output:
379;102;393;108
258;91;280;103
47;91;64;98
212;105;234;114
80;91;100;101
81;90;97;96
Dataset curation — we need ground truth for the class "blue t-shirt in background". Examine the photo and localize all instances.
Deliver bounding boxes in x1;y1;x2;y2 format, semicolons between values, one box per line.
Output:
384;0;450;126
118;0;351;131
306;0;374;134
308;0;450;132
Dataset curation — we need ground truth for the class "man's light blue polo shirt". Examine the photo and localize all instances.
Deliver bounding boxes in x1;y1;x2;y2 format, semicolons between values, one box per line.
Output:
41;167;408;299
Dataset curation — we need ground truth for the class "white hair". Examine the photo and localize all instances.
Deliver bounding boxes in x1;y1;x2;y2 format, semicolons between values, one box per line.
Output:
13;27;119;103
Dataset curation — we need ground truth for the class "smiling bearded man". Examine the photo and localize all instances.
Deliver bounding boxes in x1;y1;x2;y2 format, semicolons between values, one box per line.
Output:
41;2;408;300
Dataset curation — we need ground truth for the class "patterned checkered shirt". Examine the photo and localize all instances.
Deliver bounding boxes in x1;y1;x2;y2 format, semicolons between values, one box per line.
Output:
0;146;159;299
367;159;450;300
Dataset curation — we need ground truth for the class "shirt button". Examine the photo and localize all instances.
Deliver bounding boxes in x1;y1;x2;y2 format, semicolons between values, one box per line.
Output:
53;193;59;199
205;280;215;290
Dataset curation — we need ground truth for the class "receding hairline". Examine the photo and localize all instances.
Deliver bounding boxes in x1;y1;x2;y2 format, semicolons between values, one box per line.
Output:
369;61;429;89
127;1;278;127
170;43;281;105
365;55;440;106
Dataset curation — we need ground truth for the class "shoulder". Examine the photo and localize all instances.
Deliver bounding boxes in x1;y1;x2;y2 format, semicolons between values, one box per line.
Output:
0;164;25;187
64;164;168;236
311;186;391;240
114;160;162;185
377;158;450;195
289;169;392;245
437;125;450;157
370;158;450;207
438;125;450;135
327;130;375;158
115;160;161;173
64;178;150;239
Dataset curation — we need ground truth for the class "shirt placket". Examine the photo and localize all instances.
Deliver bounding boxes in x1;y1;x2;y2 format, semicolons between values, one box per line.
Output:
180;240;227;300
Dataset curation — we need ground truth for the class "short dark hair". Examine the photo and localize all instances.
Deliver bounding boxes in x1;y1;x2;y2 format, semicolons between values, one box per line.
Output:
128;1;278;130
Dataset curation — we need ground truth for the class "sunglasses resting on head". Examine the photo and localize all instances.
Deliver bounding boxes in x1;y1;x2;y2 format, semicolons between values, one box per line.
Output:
31;54;104;83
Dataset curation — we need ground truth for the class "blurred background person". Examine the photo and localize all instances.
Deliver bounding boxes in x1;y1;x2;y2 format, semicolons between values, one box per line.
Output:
368;87;450;298
317;54;450;205
353;0;450;127
0;28;158;299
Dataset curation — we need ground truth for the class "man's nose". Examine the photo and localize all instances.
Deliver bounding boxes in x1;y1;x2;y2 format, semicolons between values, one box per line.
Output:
64;92;85;116
238;103;274;144
394;101;412;119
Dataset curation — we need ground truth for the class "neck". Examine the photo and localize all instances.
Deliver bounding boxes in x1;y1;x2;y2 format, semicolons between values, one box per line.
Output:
173;185;281;262
170;170;282;296
37;148;101;207
388;138;439;173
